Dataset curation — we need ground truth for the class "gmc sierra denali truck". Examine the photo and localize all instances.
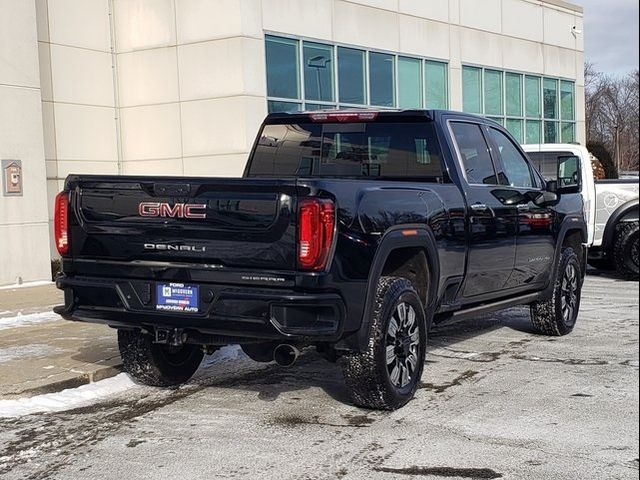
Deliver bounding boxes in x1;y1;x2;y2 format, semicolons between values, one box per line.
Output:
524;144;639;279
54;110;587;410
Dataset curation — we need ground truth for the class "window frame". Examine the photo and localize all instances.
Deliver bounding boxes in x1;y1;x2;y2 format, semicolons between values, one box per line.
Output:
486;126;538;189
265;32;449;113
447;119;503;187
461;63;576;145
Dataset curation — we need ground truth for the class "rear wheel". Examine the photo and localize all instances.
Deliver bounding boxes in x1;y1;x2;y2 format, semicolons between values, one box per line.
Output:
530;247;582;336
613;222;639;280
340;277;427;410
118;329;204;387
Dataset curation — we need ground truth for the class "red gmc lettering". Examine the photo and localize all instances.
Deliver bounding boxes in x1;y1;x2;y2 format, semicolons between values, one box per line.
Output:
138;202;207;219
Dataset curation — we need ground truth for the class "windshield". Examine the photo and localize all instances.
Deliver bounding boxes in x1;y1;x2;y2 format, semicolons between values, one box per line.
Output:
247;122;444;181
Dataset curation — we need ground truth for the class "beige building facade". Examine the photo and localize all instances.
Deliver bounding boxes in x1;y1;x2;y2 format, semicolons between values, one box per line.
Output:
0;0;585;286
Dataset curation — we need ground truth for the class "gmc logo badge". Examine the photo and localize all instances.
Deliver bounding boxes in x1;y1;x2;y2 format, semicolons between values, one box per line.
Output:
138;202;207;219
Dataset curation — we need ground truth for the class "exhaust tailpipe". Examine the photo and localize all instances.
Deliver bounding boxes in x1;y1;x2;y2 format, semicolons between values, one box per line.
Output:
273;344;300;367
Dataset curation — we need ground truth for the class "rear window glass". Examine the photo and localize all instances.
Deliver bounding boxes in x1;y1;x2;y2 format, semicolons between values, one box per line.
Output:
526;151;578;181
247;122;443;180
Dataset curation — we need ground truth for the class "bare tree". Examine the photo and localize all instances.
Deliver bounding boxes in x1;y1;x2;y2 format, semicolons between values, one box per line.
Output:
585;62;639;175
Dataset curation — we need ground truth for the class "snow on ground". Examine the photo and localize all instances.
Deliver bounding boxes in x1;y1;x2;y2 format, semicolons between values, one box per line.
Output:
0;345;62;364
0;280;53;291
0;373;138;418
201;345;246;367
0;346;251;418
0;311;62;330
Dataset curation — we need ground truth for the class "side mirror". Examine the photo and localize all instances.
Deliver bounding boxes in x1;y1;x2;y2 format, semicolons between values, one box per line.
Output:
545;180;558;193
557;155;581;193
533;190;559;207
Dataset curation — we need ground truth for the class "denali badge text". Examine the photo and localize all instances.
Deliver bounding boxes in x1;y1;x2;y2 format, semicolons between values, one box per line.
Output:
138;202;207;219
144;243;206;252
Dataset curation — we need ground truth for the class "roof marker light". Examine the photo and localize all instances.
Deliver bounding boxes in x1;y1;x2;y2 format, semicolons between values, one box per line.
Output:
309;112;378;122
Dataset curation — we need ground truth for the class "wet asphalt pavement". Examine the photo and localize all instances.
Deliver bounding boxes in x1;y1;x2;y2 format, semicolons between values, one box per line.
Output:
0;271;638;480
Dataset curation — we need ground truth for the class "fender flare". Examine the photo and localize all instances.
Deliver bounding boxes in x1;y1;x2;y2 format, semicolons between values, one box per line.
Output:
602;199;639;251
353;225;441;352
541;216;587;298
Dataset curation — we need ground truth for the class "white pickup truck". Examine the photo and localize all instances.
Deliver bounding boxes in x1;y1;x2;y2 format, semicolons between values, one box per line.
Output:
524;144;639;280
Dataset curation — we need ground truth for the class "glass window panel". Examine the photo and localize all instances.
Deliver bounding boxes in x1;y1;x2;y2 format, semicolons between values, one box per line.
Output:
265;36;299;99
425;61;448;109
462;66;482;114
543;78;558;119
506;118;524;143
398;57;422;108
544;121;559;143
337;47;366;105
305;103;336;111
369;52;395;107
526;120;541;144
488;117;504;126
561;122;575;143
267;101;302;113
303;42;334;102
560;81;575;121
450;122;499;185
484;69;503;116
248;122;444;179
505;73;523;117
525;75;541;118
488;127;533;188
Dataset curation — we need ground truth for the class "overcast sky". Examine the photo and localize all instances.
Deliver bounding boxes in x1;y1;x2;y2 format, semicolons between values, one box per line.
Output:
578;0;639;77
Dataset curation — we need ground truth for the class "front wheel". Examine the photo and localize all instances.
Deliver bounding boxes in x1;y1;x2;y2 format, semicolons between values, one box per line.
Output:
118;329;204;387
530;247;583;336
340;277;427;410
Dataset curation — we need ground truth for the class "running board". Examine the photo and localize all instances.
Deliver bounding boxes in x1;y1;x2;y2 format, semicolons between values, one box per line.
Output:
434;292;540;325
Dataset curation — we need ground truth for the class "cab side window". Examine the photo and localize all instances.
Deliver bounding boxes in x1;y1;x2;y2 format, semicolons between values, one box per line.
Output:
488;128;534;188
450;122;498;185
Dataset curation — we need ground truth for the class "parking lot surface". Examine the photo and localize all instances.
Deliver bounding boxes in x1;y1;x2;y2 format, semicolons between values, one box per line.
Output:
0;271;638;480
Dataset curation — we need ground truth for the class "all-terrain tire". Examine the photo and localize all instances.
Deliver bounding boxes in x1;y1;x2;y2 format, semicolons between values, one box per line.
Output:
530;247;582;336
340;277;427;410
118;329;204;387
613;221;639;280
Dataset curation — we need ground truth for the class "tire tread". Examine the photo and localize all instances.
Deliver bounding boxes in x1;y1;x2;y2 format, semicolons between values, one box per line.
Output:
340;276;426;410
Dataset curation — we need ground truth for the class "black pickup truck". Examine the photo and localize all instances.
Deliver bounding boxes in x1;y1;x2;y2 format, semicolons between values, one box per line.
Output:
54;110;587;410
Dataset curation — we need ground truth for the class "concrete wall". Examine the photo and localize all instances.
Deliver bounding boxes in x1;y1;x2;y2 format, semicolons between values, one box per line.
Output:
36;0;119;258
0;0;51;285
113;0;266;177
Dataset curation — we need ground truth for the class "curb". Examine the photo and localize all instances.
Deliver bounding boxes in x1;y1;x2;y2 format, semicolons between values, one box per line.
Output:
2;364;123;400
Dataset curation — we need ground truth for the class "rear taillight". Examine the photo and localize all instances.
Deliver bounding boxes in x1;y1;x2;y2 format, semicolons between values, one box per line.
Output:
298;198;335;271
54;191;69;256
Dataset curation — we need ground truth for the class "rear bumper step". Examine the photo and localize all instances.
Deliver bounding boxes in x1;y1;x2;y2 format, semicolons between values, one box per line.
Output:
55;275;346;341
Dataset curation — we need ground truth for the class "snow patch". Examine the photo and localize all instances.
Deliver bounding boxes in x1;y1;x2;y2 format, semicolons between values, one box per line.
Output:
0;311;62;330
0;345;62;363
0;280;53;291
202;345;246;367
0;373;137;418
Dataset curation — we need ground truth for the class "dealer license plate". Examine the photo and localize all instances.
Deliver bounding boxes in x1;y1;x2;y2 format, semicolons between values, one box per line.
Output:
156;283;199;313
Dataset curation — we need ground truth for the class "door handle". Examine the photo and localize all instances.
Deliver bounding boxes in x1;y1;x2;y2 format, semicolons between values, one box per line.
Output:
470;203;488;211
516;204;529;210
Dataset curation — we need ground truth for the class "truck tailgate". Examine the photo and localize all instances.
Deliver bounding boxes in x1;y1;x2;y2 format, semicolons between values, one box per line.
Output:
65;176;298;271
